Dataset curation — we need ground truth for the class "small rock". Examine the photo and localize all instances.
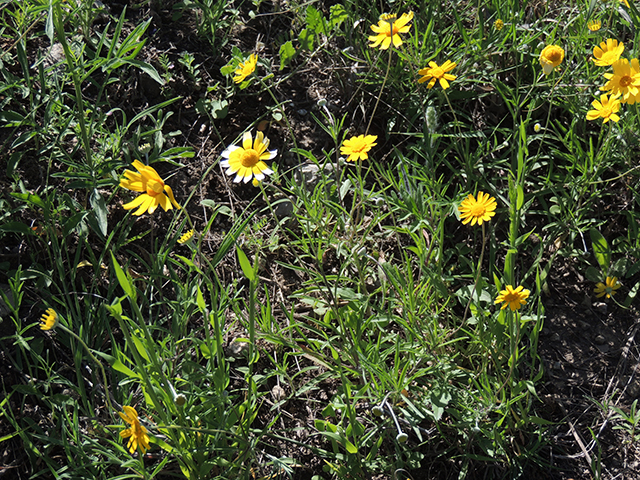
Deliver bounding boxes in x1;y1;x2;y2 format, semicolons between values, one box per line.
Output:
594;302;608;314
226;340;250;358
271;385;286;401
594;334;606;345
293;162;335;191
550;332;561;342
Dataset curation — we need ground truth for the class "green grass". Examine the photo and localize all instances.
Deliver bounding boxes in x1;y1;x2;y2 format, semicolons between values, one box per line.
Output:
1;0;640;478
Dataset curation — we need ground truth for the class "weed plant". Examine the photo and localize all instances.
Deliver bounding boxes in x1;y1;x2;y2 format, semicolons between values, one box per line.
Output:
1;0;640;479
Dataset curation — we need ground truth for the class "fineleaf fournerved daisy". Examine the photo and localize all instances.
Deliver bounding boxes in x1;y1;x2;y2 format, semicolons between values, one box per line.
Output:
495;285;530;311
221;131;276;183
233;54;258;84
594;276;621;298
539;45;565;75
417;60;457;90
40;308;58;330
601;58;640;101
119;160;181;216
119;406;151;454
340;134;378;162
178;229;194;244
587;19;601;32
593;39;624;67
586;93;621;123
458;191;497;226
368;11;414;50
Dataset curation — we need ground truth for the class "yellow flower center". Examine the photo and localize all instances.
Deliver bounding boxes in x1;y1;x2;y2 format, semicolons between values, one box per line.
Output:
431;67;444;78
546;50;561;63
470;204;487;217
146;178;164;196
619;75;632;87
241;149;260;167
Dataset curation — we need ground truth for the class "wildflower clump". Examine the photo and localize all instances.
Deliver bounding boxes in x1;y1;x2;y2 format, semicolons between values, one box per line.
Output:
495;285;530;311
539;45;565;75
594;277;621;298
119;406;151;454
418;60;457;90
221;131;276;184
40;308;58;330
119;160;181;216
458;192;497;226
368;12;414;50
340;134;378;162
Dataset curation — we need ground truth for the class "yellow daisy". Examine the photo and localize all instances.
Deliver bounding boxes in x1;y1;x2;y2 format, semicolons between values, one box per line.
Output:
417;60;457;89
233;54;258;83
340;134;378;162
593;39;624;67
120;160;181;216
587;19;601;32
368;11;414;50
119;406;151;454
177;229;194;244
495;285;530;311
586;93;621;123
494;19;504;31
539;45;565;75
594;277;621;298
601;58;640;101
221;131;276;183
40;308;58;330
458;191;497;226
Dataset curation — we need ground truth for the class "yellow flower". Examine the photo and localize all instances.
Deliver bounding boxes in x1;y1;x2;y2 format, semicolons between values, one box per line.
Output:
494;19;504;30
534;123;542;132
539;45;565;75
178;229;194;244
601;58;640;101
368;11;413;50
120;160;181;216
586;93;621;123
40;308;58;330
458;191;497;226
119;406;151;454
587;19;602;32
495;285;530;311
340;134;378;162
233;54;257;84
418;60;457;89
221;131;276;183
593;39;624;67
594;277;621;298
620;0;630;8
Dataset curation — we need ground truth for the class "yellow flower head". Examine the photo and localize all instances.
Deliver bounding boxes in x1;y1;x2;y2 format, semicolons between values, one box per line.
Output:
40;308;58;330
418;60;457;90
340;134;378;162
539;45;565;75
221;131;276;184
494;19;504;31
120;160;181;216
586;93;621;123
495;285;530;311
534;123;542;132
458;191;497;226
368;11;413;50
593;39;624;67
594;276;621;298
233;54;258;84
119;406;151;454
601;58;640;101
587;19;602;32
178;229;194;244
620;0;630;8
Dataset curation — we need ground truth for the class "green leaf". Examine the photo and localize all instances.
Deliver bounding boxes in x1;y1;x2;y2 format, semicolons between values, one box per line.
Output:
110;251;135;299
11;192;46;209
279;41;296;70
590;228;610;273
196;285;207;313
298;28;314;51
329;4;348;28
236;246;256;282
90;189;108;237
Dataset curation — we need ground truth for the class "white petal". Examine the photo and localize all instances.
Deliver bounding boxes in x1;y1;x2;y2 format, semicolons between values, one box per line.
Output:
221;146;240;158
261;167;273;175
220;160;230;168
266;149;278;160
233;174;243;183
254;172;264;181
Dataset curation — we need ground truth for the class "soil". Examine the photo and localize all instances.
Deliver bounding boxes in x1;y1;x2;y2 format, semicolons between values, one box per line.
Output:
1;1;639;479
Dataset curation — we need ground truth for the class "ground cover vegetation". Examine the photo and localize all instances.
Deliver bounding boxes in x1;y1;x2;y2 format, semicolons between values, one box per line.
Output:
1;0;640;478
